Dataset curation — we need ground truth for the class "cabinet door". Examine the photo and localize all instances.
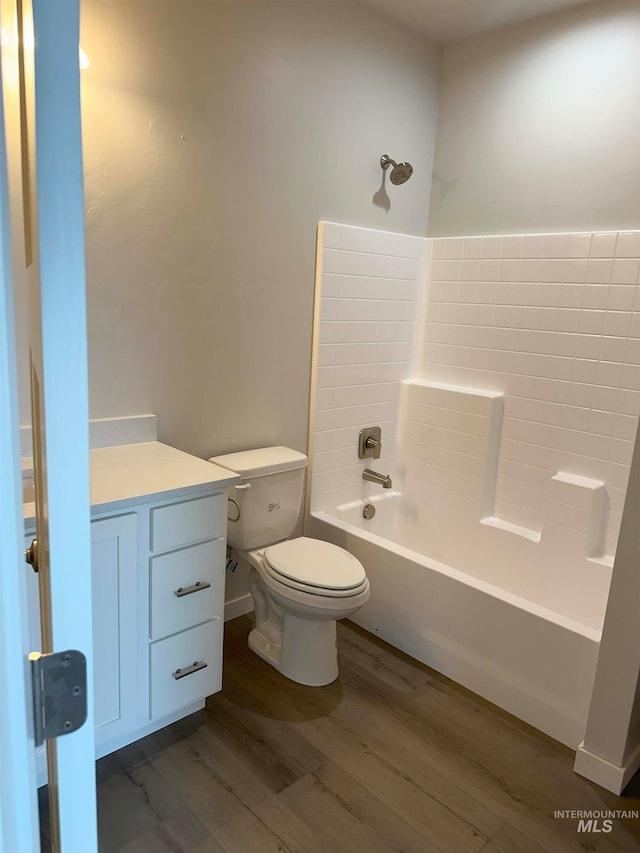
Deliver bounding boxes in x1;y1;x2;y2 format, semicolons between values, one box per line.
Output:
28;513;139;762
91;514;138;752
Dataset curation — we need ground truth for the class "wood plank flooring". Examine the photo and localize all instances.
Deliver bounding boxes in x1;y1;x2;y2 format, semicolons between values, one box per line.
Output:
41;616;640;852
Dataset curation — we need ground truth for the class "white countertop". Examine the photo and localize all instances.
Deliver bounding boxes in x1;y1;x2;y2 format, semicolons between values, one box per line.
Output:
24;441;240;529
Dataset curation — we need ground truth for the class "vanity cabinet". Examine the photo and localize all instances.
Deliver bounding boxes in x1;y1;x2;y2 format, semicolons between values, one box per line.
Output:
26;487;230;783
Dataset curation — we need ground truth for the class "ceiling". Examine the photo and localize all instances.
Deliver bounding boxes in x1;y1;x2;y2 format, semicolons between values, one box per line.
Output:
356;0;595;43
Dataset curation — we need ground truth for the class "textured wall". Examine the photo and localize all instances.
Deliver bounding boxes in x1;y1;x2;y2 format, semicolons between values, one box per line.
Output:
69;0;440;459
429;0;640;236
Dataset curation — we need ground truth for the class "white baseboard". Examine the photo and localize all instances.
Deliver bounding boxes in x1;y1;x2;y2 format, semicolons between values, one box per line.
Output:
574;740;640;794
224;593;254;622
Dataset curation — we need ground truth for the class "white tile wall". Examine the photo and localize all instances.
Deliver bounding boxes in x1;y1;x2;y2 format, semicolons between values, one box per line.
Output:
423;231;640;558
400;380;503;516
311;222;425;511
311;225;640;568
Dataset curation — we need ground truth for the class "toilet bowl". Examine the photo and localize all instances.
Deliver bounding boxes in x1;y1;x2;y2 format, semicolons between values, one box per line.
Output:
209;447;370;686
244;537;369;685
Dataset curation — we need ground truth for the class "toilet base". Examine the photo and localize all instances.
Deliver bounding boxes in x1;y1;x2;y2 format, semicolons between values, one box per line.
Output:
243;558;366;688
249;614;339;687
248;623;282;670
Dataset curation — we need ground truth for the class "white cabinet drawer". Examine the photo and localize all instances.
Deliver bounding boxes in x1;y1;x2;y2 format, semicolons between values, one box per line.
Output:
150;620;221;719
150;539;225;640
151;493;227;552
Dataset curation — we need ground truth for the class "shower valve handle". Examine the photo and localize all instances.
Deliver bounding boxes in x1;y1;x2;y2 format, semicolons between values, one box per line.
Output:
358;426;382;460
365;436;380;455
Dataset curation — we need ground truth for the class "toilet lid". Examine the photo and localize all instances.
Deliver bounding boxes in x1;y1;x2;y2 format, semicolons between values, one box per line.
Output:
264;537;366;592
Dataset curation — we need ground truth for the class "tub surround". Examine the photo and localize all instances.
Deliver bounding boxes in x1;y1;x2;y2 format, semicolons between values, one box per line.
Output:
397;379;612;628
23;440;239;529
422;232;640;562
313;223;640;558
308;220;640;748
311;222;640;609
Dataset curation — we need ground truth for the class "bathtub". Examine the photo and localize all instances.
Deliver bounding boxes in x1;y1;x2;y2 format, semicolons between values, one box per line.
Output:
306;492;601;748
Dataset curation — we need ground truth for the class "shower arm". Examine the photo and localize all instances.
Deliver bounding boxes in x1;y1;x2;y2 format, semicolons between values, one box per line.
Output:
380;155;398;171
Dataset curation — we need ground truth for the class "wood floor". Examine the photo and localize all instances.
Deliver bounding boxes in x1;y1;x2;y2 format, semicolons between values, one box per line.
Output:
42;615;640;853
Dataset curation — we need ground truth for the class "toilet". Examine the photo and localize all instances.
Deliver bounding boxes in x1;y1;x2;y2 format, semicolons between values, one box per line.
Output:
209;446;369;686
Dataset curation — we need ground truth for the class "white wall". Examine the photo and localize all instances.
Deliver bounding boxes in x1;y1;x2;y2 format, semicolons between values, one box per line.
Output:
429;0;640;237
50;0;440;461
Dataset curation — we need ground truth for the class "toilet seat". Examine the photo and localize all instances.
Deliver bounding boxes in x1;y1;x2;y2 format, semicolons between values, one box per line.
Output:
263;537;367;599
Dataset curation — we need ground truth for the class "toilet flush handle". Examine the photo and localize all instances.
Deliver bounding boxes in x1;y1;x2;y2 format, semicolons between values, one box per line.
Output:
228;482;250;522
227;498;241;522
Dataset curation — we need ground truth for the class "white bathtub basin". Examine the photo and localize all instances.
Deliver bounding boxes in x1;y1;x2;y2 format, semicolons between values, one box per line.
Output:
308;493;601;748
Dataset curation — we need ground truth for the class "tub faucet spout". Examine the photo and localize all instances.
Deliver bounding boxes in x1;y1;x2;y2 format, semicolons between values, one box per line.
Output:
363;468;392;489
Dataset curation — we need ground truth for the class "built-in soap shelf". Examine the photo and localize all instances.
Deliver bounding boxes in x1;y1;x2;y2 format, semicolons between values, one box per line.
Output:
483;471;611;564
480;515;541;543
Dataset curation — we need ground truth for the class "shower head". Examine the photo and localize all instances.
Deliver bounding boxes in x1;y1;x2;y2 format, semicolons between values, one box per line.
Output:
380;154;413;185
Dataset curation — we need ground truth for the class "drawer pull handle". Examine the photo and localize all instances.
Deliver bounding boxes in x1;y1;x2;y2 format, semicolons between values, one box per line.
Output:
175;580;211;598
173;660;208;680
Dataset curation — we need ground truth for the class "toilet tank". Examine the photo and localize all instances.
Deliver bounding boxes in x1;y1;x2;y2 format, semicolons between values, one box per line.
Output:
209;446;307;551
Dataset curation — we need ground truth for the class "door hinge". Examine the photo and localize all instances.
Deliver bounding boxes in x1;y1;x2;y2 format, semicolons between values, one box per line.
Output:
29;650;88;747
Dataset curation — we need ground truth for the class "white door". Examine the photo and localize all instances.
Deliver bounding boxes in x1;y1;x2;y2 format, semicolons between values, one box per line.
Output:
0;0;97;850
0;41;39;853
